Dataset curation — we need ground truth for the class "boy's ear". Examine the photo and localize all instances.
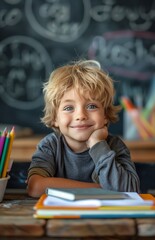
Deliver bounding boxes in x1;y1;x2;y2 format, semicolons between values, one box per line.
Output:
104;117;108;126
54;118;59;128
54;119;59;127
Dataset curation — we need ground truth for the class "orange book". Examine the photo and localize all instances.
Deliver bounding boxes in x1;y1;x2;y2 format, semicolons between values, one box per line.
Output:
33;193;155;219
140;194;155;203
34;193;155;211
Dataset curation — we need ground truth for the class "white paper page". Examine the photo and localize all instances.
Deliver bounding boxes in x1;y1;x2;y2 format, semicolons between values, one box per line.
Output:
44;192;154;207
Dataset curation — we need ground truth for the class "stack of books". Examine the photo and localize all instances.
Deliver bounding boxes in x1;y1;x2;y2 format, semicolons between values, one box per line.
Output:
0;127;15;178
33;188;155;219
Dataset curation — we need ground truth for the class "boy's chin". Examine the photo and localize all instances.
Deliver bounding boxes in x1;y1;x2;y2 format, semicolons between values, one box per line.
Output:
74;136;90;142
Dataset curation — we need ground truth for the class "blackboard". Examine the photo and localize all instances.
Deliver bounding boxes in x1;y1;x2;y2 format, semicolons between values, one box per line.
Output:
0;0;155;135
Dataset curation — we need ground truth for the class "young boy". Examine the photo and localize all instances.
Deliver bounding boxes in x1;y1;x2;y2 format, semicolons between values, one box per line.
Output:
27;59;140;197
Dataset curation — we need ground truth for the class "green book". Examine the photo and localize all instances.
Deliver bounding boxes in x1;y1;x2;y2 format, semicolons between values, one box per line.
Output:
46;188;130;201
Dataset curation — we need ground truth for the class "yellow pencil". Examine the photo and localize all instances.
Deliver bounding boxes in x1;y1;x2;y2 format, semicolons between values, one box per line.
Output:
2;127;15;178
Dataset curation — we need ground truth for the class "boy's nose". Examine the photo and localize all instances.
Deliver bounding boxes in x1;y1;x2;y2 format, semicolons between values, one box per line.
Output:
75;109;88;121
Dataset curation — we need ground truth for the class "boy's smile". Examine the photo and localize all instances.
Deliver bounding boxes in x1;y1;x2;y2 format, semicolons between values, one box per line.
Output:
54;88;107;152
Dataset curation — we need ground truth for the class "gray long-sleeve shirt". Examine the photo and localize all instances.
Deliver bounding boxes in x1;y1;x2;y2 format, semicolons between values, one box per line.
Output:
28;131;140;192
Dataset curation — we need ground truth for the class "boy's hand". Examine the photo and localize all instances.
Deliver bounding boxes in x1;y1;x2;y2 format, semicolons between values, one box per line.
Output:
86;125;108;148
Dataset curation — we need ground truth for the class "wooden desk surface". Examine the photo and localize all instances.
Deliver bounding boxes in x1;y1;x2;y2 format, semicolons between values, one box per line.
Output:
0;189;155;239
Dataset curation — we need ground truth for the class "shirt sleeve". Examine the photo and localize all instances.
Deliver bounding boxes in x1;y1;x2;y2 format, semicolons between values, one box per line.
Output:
89;136;140;193
27;133;57;179
27;167;51;179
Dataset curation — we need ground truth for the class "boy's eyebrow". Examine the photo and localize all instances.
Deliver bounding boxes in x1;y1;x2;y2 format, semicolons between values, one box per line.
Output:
61;98;98;104
61;99;75;103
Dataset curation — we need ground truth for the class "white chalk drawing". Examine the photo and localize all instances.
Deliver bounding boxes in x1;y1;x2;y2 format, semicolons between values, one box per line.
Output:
25;0;91;42
88;31;155;81
90;0;155;31
0;36;52;109
0;7;22;27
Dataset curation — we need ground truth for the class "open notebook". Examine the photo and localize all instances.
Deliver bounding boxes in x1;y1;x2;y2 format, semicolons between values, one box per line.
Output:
43;192;154;207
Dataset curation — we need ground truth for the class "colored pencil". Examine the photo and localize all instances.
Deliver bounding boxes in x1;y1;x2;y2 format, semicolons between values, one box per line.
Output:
0;132;10;177
121;97;155;140
2;127;15;178
0;128;7;159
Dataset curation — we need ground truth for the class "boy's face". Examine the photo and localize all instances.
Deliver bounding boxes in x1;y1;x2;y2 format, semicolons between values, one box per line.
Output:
54;88;108;152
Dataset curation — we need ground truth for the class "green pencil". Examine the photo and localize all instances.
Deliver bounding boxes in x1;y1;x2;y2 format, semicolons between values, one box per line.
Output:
0;132;10;177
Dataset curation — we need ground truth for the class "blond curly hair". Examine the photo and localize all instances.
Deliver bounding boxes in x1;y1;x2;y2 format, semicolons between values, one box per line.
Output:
41;59;121;129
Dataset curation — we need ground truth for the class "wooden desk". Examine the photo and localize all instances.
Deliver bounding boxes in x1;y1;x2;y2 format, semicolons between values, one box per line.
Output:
11;136;155;163
125;140;155;163
0;189;155;239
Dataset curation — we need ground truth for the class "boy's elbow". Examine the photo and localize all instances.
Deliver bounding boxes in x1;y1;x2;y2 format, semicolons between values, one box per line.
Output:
27;175;44;198
27;185;39;198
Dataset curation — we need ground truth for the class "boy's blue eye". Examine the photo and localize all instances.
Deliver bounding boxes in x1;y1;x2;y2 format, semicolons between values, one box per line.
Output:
87;104;97;110
63;106;73;111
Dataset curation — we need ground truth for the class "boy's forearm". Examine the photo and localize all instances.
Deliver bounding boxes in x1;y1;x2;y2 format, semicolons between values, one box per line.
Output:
27;175;101;198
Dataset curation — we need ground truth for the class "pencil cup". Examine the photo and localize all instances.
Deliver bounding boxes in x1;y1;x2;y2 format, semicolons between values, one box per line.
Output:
0;175;10;202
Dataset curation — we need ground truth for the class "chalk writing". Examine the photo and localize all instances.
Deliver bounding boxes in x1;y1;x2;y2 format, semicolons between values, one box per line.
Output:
0;36;52;110
0;7;22;27
88;31;155;81
25;0;91;43
90;0;155;31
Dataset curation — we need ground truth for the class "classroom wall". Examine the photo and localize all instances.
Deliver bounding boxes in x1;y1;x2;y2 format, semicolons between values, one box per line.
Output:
0;0;155;136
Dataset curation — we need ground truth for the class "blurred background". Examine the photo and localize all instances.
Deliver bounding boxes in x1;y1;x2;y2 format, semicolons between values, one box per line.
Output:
0;0;155;193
